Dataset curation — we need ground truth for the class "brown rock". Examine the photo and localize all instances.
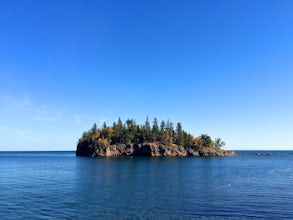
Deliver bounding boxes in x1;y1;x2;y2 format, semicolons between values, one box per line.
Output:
76;141;235;157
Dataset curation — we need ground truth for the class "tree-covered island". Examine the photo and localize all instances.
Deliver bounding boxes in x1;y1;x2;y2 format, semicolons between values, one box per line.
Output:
76;117;235;157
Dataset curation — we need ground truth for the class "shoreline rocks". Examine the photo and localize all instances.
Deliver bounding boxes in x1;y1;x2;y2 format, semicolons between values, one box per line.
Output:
76;142;236;157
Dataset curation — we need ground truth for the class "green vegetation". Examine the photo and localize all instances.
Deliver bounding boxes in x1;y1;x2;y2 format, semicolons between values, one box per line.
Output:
79;117;225;149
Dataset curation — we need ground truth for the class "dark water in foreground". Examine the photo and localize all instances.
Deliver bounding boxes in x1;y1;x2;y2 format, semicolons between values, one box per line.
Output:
1;151;293;219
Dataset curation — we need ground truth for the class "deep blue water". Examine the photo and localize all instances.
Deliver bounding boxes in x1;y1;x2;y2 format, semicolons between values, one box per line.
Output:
1;151;293;219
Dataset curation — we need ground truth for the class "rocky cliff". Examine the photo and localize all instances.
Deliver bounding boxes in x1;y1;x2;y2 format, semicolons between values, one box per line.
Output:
76;141;235;157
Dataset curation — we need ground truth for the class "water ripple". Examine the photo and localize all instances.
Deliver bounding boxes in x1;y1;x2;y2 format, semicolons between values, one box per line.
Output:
1;151;293;219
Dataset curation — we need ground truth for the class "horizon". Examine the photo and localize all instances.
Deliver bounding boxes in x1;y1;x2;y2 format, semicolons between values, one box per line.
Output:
1;1;293;151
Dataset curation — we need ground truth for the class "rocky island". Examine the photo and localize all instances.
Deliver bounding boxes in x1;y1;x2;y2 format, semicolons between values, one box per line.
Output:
76;117;235;157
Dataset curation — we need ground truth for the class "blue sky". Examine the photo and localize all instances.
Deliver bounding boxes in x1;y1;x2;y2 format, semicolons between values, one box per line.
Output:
1;0;293;151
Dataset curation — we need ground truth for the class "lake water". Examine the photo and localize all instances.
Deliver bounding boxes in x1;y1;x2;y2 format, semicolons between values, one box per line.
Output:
1;151;293;219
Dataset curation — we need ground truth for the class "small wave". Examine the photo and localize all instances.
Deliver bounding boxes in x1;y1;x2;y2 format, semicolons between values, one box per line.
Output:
219;183;231;188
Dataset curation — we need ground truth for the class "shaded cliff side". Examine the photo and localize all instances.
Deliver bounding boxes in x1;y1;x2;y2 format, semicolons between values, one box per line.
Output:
76;141;235;157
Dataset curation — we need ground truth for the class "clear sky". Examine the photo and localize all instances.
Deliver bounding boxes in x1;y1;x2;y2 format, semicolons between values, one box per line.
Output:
1;0;293;151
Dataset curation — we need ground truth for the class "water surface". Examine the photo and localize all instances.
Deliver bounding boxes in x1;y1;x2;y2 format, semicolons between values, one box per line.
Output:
1;151;293;219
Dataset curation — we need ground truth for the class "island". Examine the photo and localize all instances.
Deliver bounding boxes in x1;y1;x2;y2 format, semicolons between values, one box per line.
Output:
76;117;235;157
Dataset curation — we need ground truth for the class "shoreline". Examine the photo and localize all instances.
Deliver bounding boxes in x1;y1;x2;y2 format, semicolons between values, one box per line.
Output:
76;142;236;157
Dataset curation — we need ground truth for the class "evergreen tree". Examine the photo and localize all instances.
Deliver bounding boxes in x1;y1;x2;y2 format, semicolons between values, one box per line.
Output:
139;125;146;143
113;118;123;143
145;116;151;142
125;119;136;144
160;120;165;143
175;122;184;145
134;125;141;143
183;132;194;147
199;134;213;147
166;120;174;143
152;117;160;141
90;123;97;134
126;119;134;129
79;117;226;150
103;122;107;129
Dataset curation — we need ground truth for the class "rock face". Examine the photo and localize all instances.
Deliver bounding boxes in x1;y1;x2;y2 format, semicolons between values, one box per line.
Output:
76;142;235;157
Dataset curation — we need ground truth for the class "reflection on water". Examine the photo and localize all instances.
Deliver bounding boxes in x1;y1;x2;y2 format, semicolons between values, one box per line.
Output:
1;152;293;219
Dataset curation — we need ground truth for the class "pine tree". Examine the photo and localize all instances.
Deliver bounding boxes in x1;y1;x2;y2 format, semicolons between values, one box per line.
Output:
183;132;194;147
145;116;151;142
175;122;184;145
114;118;123;143
79;117;225;150
199;134;213;147
90;123;97;134
160;120;165;143
152;117;160;141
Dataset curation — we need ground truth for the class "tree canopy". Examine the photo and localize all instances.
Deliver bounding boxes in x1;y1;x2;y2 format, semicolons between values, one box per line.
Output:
79;117;226;149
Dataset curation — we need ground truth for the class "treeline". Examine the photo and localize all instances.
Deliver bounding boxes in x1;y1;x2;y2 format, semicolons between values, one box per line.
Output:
79;117;225;149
